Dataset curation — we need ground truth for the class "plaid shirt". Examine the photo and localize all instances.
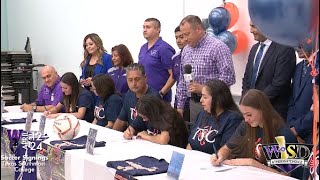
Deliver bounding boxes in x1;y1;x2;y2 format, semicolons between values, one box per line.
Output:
176;34;235;109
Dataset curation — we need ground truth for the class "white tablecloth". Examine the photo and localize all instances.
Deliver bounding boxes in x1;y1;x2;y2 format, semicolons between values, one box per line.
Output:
1;106;296;180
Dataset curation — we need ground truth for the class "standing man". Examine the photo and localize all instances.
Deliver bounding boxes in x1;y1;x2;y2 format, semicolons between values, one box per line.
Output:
138;18;176;103
112;63;158;133
288;48;319;144
177;15;236;123
172;26;189;122
242;21;296;119
20;65;63;112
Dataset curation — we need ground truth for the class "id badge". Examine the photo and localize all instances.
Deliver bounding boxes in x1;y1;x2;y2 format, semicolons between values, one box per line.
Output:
51;93;54;102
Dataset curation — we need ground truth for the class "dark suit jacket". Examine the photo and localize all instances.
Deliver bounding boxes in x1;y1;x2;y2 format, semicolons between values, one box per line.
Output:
287;57;319;143
242;42;296;119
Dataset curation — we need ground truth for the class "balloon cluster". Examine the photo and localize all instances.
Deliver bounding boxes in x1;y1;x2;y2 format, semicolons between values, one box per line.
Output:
248;0;318;52
203;2;248;54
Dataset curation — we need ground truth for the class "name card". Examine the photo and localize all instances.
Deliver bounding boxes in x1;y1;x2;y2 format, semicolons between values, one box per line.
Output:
167;151;185;179
25;111;33;132
39;115;46;135
86;128;97;155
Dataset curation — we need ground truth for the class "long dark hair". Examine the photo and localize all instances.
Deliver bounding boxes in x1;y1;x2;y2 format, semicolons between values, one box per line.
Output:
233;89;285;162
61;72;82;113
205;79;241;119
136;95;188;148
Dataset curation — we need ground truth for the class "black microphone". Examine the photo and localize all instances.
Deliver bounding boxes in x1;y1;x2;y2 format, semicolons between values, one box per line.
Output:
183;64;193;83
184;64;200;102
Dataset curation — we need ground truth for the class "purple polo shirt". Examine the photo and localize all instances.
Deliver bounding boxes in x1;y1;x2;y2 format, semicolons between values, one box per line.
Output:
108;67;129;98
36;77;63;106
172;51;182;85
138;37;175;102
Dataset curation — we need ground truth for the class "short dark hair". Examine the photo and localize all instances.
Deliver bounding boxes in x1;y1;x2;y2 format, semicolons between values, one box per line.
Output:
125;63;146;76
180;15;204;30
174;26;180;33
145;18;161;29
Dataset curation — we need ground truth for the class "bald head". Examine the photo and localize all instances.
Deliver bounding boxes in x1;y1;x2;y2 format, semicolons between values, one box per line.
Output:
41;65;59;88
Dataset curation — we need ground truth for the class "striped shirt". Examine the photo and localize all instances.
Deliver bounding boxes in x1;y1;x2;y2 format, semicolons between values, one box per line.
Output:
176;33;235;109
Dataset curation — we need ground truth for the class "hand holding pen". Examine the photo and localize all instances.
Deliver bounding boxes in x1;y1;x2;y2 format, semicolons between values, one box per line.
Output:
123;127;134;140
211;144;223;166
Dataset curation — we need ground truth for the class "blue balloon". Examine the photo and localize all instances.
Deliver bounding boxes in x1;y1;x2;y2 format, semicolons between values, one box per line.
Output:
202;18;210;30
217;31;237;53
248;0;318;47
208;7;231;35
206;27;218;38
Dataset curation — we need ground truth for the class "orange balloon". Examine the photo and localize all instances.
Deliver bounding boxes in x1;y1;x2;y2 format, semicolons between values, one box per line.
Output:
222;2;239;29
232;30;248;54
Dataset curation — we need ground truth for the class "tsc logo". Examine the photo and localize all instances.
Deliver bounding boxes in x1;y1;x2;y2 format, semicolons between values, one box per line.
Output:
259;136;313;174
6;129;23;154
192;126;218;146
130;108;138;121
94;105;105;120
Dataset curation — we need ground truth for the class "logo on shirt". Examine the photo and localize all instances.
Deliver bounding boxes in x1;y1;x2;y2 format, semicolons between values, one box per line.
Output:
259;136;313;174
130;107;138;121
192;126;218;146
94;105;105;120
44;88;50;95
308;149;319;179
147;129;161;136
150;50;158;57
255;137;262;160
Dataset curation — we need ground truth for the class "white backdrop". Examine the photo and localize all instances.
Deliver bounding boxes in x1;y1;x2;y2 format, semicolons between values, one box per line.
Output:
5;0;258;98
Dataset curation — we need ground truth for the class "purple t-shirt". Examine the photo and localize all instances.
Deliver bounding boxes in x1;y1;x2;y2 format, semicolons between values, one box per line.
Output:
35;77;63;106
172;52;182;84
108;67;129;98
138;37;175;102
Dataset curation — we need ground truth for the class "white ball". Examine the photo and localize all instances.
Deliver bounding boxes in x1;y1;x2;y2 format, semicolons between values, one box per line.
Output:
53;114;80;140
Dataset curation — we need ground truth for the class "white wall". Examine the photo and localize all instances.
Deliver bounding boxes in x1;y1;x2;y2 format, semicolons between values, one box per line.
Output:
6;0;254;97
1;0;8;50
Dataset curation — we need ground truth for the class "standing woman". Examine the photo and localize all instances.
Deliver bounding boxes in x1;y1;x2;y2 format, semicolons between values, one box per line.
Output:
80;33;112;90
134;95;189;148
108;44;133;97
91;74;123;128
186;79;242;154
45;72;95;123
211;89;297;176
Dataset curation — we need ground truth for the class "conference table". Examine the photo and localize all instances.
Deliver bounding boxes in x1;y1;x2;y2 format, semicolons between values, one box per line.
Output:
1;106;296;180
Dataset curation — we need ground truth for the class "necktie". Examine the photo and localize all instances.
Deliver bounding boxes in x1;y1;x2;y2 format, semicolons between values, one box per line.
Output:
300;59;308;86
251;43;266;88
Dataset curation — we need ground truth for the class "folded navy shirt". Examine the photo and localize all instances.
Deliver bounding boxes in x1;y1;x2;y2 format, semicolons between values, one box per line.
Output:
50;135;106;150
107;156;169;176
1;118;37;125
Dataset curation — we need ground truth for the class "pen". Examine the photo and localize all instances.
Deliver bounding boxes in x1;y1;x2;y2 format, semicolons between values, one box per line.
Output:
213;143;219;159
44;105;48;111
128;127;132;139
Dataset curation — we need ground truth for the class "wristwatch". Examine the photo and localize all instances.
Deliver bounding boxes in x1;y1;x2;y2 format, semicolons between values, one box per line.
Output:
32;104;37;112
